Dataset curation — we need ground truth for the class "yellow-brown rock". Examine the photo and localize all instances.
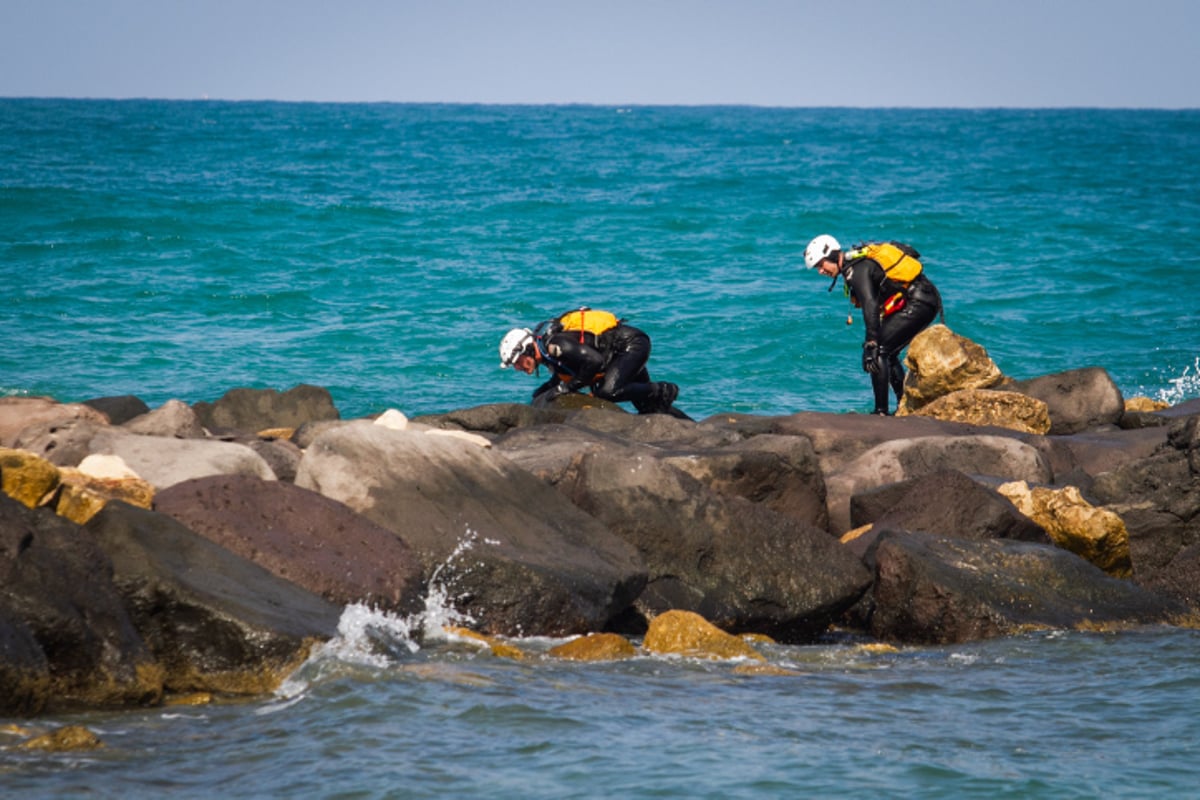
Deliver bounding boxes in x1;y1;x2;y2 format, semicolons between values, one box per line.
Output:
732;663;801;677
257;427;296;441
642;610;765;662
897;325;1005;414
0;447;61;508
444;626;526;659
19;725;103;752
998;481;1132;577
841;524;873;544
54;466;155;524
164;692;214;706
1124;396;1170;412
908;388;1051;434
549;632;636;661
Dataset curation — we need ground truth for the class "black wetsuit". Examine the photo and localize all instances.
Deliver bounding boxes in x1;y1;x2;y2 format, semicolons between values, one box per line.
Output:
841;255;942;414
531;323;678;414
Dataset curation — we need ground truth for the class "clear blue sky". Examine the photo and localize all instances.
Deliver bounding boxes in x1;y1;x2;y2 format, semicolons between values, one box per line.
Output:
2;0;1197;107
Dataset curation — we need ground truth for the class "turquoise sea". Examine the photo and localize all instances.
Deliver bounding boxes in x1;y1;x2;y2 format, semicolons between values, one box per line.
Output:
2;100;1200;797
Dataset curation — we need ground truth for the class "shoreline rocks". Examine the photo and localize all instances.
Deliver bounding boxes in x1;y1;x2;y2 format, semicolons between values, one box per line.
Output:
3;351;1199;716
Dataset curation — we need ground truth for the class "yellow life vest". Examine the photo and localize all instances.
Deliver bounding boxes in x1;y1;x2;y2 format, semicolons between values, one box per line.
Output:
847;242;923;284
556;308;620;340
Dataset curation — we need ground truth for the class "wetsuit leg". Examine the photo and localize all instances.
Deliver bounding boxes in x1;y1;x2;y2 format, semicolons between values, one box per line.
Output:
594;334;653;405
876;292;939;412
888;354;905;402
870;369;891;415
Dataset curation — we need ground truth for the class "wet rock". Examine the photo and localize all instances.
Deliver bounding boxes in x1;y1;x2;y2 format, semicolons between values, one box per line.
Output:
868;530;1183;645
908;388;1051;435
192;384;340;435
1009;367;1125;435
443;626;526;659
155;475;424;614
294;421;647;638
19;724;103;751
84;502;341;695
548;632;637;661
642;609;765;661
0;495;162;713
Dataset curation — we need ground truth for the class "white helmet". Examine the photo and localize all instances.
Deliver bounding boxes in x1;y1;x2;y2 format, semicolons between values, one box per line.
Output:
498;328;535;368
803;234;841;269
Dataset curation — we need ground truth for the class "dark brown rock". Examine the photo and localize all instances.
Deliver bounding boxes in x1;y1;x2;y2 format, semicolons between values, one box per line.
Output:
556;449;871;642
192;384;340;434
850;469;1049;543
85;502;341;695
0;495;161;713
155;475;424;614
83;395;151;426
869;529;1185;644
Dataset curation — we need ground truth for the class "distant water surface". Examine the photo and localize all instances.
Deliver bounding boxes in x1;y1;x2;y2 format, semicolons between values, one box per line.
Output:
2;101;1199;798
2;101;1198;417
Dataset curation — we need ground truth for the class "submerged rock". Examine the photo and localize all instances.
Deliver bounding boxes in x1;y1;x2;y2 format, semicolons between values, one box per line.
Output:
642;609;765;661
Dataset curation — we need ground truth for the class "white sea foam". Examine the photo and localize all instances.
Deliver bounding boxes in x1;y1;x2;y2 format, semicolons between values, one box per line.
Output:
1157;356;1200;405
275;528;487;698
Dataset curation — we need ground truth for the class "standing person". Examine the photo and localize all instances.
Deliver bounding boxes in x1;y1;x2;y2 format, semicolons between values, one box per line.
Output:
803;235;942;415
498;307;687;417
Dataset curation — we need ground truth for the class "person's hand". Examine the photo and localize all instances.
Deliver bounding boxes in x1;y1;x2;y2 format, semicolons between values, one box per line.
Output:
862;341;881;374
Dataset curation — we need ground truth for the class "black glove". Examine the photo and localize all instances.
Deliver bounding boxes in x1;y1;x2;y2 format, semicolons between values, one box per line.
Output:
862;341;881;374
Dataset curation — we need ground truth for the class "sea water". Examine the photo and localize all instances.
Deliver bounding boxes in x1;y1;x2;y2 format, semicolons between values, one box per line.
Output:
2;100;1199;797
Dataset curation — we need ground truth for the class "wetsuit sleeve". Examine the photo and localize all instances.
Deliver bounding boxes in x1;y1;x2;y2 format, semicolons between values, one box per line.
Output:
544;332;606;390
847;261;884;343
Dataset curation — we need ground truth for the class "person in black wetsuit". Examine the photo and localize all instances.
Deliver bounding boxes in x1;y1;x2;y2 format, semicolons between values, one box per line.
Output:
498;311;685;416
803;234;942;415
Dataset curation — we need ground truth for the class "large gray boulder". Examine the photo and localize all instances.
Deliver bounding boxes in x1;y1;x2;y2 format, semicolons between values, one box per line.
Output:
294;422;646;637
85;502;342;695
123;399;205;439
13;425;276;489
553;449;871;642
1009;367;1125;434
869;530;1184;644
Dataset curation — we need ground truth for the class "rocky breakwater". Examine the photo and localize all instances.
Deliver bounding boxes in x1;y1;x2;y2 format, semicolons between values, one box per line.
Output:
2;328;1199;717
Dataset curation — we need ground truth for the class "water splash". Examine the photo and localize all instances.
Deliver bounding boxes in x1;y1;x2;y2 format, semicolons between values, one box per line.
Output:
1157;357;1200;405
274;528;487;698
